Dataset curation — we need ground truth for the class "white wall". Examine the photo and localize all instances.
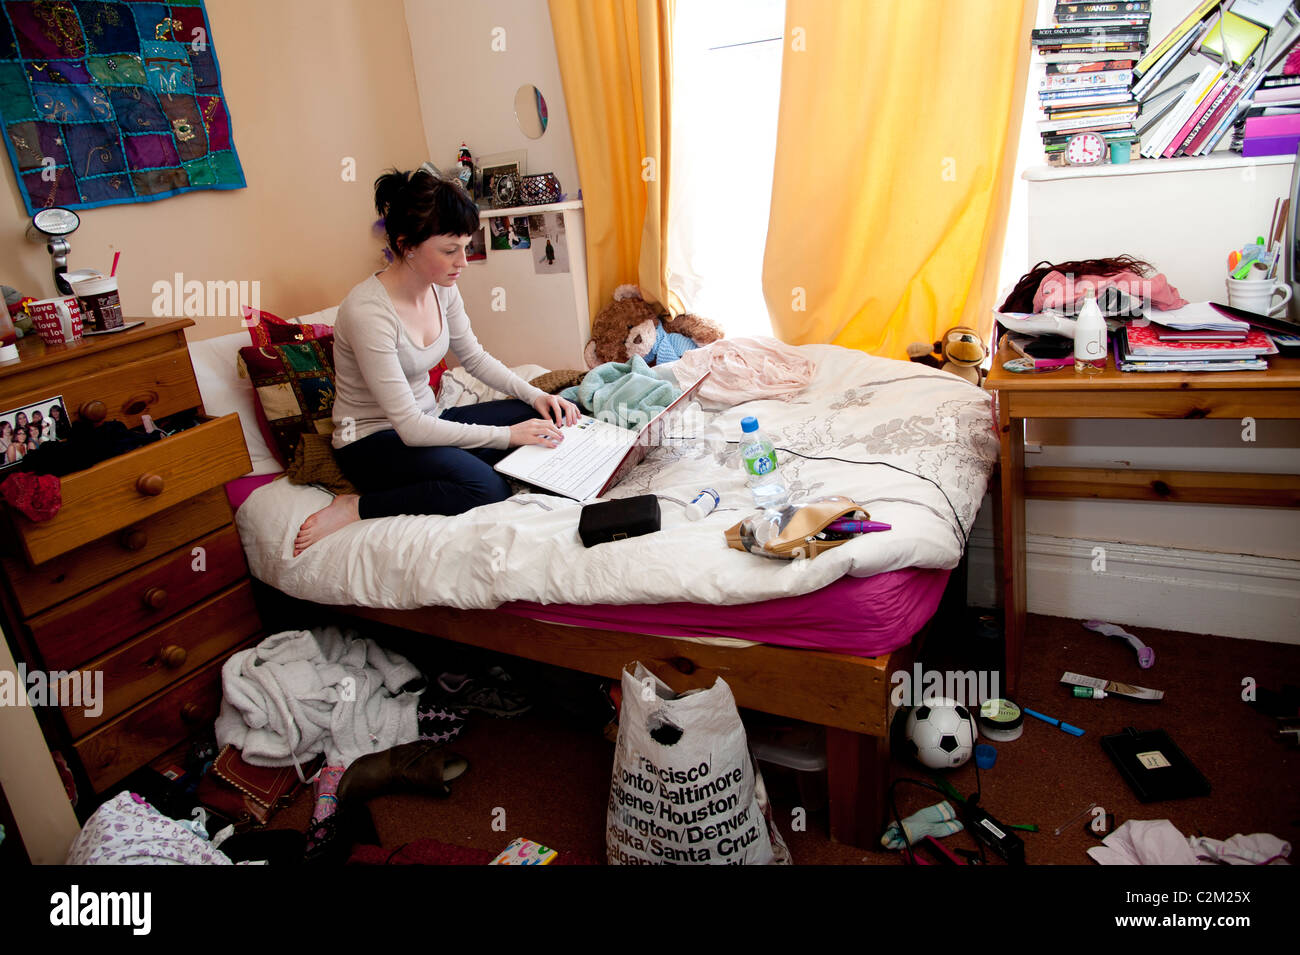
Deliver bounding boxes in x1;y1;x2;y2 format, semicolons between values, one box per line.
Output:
981;0;1300;640
403;0;586;368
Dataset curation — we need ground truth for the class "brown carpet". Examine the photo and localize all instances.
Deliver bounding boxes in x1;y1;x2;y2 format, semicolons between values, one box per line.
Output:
273;613;1300;865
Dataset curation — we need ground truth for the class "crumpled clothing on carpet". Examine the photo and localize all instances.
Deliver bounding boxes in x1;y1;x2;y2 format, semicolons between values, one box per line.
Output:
1087;819;1290;865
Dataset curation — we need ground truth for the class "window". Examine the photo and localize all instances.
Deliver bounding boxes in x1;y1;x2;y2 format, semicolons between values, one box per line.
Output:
668;0;785;337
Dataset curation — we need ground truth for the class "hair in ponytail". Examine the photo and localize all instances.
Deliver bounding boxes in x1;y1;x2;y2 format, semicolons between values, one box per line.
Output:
373;168;479;259
999;255;1154;313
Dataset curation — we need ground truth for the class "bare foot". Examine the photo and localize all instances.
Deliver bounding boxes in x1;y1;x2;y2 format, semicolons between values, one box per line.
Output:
294;494;361;556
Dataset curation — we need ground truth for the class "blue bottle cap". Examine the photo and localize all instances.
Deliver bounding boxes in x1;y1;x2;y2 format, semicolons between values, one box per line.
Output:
741;416;758;433
975;744;997;769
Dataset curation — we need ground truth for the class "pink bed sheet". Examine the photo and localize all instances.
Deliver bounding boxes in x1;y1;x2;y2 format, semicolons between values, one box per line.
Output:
501;566;950;658
227;472;947;658
226;472;280;511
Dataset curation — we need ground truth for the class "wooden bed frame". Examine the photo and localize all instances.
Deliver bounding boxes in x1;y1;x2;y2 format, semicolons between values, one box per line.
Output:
253;561;963;851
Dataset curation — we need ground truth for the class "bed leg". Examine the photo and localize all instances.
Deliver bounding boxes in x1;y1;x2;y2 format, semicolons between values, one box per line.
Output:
824;727;888;849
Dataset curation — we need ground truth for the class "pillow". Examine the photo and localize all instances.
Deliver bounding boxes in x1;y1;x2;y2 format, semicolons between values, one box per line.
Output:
237;338;336;467
243;304;448;397
285;432;356;495
187;331;281;476
243;305;334;346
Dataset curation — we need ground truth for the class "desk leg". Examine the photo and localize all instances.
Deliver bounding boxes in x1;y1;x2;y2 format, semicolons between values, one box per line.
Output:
998;401;1026;697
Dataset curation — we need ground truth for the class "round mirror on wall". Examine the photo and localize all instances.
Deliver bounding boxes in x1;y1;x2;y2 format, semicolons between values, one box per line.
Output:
514;85;548;139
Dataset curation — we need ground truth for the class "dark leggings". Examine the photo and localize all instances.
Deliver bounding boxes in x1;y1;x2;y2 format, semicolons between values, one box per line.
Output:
334;400;541;519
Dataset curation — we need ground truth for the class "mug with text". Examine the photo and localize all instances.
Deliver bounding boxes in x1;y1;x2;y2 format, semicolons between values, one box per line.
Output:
1225;276;1292;316
70;274;123;332
25;296;83;346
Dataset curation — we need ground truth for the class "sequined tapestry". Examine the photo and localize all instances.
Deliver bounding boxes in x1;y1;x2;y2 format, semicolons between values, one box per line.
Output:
0;0;244;213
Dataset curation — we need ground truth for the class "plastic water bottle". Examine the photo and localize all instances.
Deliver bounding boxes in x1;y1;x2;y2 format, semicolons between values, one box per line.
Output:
739;416;788;511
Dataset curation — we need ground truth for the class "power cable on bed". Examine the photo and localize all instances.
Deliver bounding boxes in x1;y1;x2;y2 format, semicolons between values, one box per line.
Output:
721;441;972;548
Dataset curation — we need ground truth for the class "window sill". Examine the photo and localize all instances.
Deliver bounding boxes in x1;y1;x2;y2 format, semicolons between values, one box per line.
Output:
1023;152;1294;182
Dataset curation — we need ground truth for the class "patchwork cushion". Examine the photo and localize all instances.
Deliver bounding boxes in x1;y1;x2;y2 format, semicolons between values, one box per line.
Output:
243;304;447;396
238;339;336;467
243;305;334;347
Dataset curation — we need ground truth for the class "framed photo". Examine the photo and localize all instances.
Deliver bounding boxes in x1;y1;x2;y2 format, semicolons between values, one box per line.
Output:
477;150;527;208
0;394;70;470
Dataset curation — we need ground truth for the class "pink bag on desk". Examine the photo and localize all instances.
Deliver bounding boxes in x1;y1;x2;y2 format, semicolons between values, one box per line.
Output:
1033;269;1189;313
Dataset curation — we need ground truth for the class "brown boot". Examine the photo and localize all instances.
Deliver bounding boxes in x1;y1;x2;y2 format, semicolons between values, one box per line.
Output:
337;742;469;805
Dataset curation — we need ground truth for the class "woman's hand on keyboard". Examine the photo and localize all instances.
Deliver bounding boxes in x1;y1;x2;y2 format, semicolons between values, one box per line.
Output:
532;393;581;426
509;417;564;448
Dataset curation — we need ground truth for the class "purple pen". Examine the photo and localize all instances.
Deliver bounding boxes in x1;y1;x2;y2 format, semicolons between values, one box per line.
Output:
826;519;891;534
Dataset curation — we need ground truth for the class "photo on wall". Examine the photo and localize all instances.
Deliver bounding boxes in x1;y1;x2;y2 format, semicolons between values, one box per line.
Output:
466;227;487;262
489;217;510;251
509;216;531;250
532;212;570;274
0;394;70;469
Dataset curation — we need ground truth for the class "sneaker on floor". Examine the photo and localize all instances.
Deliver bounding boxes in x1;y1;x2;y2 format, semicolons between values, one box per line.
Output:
437;672;532;718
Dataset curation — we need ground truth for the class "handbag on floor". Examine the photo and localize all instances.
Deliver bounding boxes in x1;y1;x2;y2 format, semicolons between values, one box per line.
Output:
195;745;320;830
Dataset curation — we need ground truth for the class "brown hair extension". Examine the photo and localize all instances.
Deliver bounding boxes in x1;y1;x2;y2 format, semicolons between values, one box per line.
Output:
999;255;1155;313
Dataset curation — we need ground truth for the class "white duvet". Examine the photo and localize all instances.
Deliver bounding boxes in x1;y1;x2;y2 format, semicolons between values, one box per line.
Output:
236;345;998;610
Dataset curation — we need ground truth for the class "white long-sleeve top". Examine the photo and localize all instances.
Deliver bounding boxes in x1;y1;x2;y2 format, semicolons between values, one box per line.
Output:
330;274;545;451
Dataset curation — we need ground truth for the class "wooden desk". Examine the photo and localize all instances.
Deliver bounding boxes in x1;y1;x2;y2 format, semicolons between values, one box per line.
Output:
984;343;1300;695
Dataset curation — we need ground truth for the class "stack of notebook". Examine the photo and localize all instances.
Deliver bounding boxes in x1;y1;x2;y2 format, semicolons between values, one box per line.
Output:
1117;304;1277;371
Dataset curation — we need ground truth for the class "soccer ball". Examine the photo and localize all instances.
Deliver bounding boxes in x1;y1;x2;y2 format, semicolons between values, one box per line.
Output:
903;697;978;769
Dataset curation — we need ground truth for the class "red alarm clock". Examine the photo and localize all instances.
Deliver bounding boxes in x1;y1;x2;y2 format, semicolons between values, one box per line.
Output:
1065;131;1106;166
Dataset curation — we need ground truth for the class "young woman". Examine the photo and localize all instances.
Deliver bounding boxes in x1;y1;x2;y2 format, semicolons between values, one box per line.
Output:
0;420;11;455
26;423;41;450
48;404;69;441
32;410;50;443
5;428;26;463
294;170;579;555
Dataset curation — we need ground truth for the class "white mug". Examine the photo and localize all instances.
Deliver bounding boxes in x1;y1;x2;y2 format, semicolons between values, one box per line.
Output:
1225;276;1292;316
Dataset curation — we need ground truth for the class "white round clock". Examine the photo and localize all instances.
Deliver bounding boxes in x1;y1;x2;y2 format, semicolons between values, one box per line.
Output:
1065;131;1106;166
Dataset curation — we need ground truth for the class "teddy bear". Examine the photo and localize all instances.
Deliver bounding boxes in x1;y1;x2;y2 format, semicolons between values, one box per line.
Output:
583;284;724;369
906;325;987;386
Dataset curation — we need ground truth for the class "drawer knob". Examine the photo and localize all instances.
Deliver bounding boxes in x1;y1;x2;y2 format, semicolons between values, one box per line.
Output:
160;645;187;669
180;702;205;724
136;473;165;496
78;399;107;423
143;586;168;610
120;527;148;551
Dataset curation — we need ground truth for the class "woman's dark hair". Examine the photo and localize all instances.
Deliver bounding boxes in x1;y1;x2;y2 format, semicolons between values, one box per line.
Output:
374;168;479;258
999;255;1154;313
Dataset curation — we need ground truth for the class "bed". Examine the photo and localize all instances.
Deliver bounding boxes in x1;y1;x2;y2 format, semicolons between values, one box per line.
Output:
192;323;997;848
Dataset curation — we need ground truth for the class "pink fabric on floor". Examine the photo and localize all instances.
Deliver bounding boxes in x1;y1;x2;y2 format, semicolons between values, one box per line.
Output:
501;566;949;658
671;336;817;404
226;472;281;511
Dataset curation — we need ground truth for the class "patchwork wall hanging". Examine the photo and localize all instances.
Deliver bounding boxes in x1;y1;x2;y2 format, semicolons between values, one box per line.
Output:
0;0;244;213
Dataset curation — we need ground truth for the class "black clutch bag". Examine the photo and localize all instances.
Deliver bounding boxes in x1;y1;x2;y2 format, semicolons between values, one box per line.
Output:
578;495;660;547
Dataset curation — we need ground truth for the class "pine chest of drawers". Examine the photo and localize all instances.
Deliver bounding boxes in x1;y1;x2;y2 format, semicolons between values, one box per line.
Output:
0;318;261;801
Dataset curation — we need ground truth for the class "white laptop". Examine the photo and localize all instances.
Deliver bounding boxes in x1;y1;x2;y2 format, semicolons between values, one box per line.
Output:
494;373;710;502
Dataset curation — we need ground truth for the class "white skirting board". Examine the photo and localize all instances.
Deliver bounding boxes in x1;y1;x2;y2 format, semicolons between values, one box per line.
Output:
965;528;1300;646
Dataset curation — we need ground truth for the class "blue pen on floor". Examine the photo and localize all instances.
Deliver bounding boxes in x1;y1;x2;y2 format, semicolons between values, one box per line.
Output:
1023;707;1084;736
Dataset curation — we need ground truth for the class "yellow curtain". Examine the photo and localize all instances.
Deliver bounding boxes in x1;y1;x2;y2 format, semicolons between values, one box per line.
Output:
549;0;676;319
762;0;1033;358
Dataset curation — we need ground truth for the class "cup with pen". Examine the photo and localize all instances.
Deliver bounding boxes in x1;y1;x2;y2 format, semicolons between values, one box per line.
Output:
1226;236;1291;316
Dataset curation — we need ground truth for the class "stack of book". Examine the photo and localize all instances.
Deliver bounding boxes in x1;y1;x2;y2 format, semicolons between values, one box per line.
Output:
1232;75;1300;153
1036;2;1150;164
1135;0;1297;158
1116;305;1278;371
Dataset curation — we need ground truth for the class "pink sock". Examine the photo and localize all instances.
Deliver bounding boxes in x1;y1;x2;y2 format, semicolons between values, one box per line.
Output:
311;765;345;824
